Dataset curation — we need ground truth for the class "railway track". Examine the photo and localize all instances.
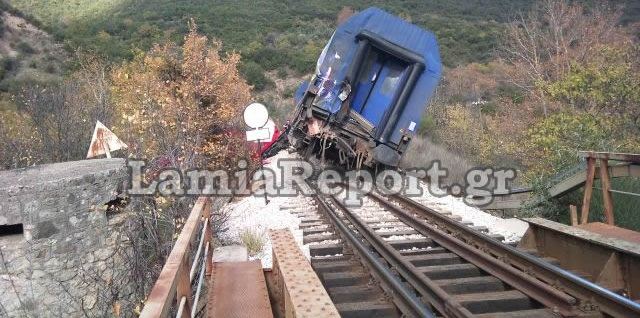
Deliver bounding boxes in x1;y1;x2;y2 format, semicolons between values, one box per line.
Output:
284;185;640;318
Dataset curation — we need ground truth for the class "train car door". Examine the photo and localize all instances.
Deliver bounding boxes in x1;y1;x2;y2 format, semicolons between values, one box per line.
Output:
351;50;409;128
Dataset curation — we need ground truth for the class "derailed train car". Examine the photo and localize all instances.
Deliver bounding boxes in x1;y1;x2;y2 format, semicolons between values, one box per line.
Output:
266;7;442;169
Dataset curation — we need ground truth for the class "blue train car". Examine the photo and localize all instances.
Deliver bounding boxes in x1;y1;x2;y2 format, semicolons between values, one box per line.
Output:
270;7;442;169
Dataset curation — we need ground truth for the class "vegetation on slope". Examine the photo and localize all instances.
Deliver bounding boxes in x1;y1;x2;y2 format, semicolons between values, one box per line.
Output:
5;0;537;89
0;3;66;107
420;0;640;228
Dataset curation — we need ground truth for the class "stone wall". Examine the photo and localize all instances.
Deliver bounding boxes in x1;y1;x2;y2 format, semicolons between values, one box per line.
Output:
0;159;130;317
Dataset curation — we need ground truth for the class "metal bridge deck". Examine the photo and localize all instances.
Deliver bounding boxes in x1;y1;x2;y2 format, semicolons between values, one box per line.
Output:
208;260;273;318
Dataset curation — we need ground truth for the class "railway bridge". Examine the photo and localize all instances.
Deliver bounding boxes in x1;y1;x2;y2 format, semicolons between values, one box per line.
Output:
137;154;640;318
1;154;639;317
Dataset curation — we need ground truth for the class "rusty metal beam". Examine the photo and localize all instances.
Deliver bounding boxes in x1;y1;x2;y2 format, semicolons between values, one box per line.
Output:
523;218;640;309
578;151;640;163
598;159;615;225
570;205;579;226
208;261;273;318
581;157;597;224
267;229;340;318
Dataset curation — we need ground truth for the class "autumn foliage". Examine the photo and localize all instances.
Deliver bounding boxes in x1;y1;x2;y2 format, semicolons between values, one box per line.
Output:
424;0;640;180
111;21;253;170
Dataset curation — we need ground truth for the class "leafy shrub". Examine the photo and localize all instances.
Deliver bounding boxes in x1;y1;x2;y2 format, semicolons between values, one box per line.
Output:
276;68;287;78
282;85;296;98
480;101;498;114
112;21;254;170
16;41;36;54
417;113;437;136
496;84;525;104
44;63;56;74
544;47;640;113
2;57;18;74
246;47;287;71
239;61;273;91
525;112;619;178
0;57;12;81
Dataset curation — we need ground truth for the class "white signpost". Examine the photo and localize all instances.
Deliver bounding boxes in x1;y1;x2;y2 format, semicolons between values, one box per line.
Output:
244;102;270;141
243;103;270;204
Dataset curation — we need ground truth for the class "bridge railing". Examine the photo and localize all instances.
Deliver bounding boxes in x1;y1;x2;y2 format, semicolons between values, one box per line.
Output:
140;197;213;318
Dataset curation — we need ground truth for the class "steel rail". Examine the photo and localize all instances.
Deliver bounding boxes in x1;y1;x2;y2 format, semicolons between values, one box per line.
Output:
368;192;578;316
329;194;475;317
384;192;640;318
314;195;435;318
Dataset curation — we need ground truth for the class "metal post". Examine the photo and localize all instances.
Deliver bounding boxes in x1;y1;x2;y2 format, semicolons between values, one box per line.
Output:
102;139;111;158
581;157;596;224
569;205;578;226
257;139;269;205
598;159;615;225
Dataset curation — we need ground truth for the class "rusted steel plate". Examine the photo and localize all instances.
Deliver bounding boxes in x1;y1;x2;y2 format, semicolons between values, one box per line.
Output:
523;218;640;301
208;260;273;318
269;229;340;318
577;222;640;245
524;218;640;256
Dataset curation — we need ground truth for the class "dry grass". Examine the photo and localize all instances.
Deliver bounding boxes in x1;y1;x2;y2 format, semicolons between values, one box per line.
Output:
238;228;265;257
400;135;476;187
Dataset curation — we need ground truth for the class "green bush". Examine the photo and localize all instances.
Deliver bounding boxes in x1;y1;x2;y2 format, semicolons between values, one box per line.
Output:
417;113;437;136
239;61;273;91
544;49;640;113
16;41;36;54
0;57;18;80
480;101;498;114
526;112;617;177
276;68;287;78
245;47;287;71
282;85;296;98
496;84;525;104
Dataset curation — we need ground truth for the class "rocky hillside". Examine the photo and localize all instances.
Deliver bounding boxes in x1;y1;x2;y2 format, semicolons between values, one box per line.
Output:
0;6;66;109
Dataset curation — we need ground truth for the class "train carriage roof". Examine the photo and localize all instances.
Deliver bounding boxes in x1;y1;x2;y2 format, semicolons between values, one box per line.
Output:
337;7;442;80
313;7;442;146
314;8;442;114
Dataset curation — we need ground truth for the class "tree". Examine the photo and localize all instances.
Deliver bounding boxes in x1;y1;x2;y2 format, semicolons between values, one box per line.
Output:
13;54;113;164
111;20;253;171
544;45;640;120
501;0;626;116
0;110;42;169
